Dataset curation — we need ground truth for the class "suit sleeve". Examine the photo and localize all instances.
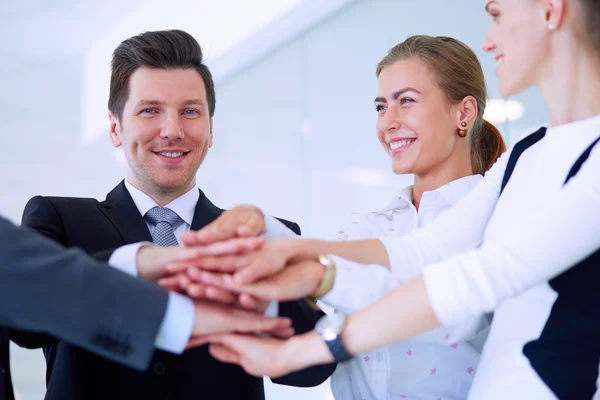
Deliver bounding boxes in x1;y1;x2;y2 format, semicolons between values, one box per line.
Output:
11;196;115;348
0;215;168;370
270;219;337;386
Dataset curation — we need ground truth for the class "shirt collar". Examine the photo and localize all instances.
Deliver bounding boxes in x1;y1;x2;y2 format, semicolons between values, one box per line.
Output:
435;174;483;205
375;174;482;214
124;180;199;226
376;186;412;214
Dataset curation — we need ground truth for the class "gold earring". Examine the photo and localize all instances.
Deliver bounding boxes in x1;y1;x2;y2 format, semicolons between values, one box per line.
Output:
458;121;467;137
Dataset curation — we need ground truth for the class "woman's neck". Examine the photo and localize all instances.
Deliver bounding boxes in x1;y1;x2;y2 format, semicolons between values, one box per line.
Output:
539;37;600;126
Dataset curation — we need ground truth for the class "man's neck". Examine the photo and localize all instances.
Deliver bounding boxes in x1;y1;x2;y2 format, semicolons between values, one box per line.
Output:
127;180;196;207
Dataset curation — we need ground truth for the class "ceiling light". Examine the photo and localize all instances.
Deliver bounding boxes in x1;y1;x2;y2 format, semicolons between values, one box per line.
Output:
483;98;525;124
344;168;387;186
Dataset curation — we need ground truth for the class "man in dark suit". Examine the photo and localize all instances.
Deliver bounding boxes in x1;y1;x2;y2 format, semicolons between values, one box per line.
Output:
17;29;334;399
0;216;287;400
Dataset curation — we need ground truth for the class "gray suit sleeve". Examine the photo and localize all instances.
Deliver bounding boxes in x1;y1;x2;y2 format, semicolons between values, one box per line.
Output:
0;216;168;370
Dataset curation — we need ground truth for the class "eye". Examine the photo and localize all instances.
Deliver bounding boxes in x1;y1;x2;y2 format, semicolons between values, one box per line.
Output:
141;108;157;114
487;7;501;22
399;98;414;105
375;104;387;112
183;109;200;116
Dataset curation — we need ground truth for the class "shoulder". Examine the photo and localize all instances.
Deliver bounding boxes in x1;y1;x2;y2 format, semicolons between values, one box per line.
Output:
23;195;101;223
26;195;100;212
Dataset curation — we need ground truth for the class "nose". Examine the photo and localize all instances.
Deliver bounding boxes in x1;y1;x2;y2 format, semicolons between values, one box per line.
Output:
481;34;495;53
378;104;401;135
160;111;185;139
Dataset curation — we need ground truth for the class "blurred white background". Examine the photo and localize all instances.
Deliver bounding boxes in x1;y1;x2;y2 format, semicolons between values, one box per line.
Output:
0;0;549;399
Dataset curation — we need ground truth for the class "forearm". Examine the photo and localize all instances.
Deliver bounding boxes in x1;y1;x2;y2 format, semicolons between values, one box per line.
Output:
288;238;390;269
284;275;439;372
0;216;169;369
343;275;439;354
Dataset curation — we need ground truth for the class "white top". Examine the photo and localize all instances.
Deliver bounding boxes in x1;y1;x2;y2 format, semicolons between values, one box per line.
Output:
264;114;600;399
377;114;600;399
324;176;488;400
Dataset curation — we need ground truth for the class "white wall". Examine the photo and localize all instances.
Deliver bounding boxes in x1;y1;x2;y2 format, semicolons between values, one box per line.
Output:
204;0;549;238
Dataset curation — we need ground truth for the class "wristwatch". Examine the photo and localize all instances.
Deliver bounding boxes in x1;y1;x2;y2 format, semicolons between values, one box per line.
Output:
305;254;337;310
312;255;337;298
315;312;353;362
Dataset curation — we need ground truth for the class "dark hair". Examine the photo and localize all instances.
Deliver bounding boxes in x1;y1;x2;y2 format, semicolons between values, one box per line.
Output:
108;29;216;120
576;0;600;60
376;35;506;174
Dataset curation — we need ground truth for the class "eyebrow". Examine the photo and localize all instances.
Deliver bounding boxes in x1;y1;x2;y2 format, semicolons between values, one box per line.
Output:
135;99;206;107
374;87;422;104
183;99;206;106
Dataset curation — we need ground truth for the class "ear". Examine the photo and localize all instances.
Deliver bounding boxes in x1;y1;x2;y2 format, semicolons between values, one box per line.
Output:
454;95;478;131
108;111;123;148
208;117;214;148
544;0;566;30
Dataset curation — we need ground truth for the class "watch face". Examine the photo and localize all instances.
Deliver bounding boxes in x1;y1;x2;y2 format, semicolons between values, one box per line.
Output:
318;254;334;267
315;312;346;339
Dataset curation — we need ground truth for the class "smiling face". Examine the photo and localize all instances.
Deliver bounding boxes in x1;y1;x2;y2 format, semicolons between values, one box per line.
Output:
109;67;213;198
482;0;551;97
376;58;466;176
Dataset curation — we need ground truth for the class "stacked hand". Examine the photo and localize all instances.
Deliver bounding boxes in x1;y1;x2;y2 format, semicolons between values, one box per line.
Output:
135;204;330;377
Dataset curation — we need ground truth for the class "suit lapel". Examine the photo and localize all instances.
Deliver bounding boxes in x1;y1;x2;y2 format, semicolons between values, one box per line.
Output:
190;189;224;231
99;181;153;244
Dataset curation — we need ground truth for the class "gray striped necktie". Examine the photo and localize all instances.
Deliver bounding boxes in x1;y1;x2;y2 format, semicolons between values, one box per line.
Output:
144;207;184;247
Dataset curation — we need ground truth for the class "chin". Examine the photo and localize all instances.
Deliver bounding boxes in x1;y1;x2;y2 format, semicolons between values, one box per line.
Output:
153;177;189;192
498;73;529;98
391;164;412;175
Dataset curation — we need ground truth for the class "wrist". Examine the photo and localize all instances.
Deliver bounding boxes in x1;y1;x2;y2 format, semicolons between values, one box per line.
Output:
136;243;156;278
283;331;333;372
288;239;321;263
310;255;335;299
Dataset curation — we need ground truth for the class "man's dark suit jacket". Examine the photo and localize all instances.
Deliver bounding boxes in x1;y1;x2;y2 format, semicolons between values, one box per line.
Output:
0;214;174;400
14;181;335;400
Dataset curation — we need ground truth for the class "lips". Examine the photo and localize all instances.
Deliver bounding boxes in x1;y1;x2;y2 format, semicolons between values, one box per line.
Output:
388;138;416;156
153;150;190;163
495;55;504;69
156;151;184;158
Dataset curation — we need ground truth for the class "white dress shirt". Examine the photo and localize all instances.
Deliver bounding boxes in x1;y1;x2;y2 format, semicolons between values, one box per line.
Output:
325;175;488;400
